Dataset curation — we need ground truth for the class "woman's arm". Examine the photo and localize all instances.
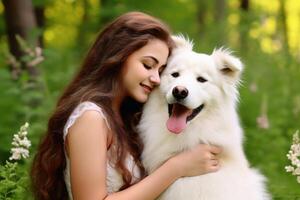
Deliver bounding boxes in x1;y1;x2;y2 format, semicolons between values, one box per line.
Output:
67;111;110;200
106;144;221;200
67;111;221;200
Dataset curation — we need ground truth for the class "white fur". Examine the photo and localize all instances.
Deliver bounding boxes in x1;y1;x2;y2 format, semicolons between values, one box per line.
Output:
138;35;271;200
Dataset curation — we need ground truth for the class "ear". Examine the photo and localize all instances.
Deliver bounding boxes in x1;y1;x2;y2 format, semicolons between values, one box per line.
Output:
211;48;243;84
171;34;194;51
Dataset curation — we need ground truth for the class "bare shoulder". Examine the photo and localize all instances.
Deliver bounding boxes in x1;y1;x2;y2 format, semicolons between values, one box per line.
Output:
66;110;111;199
66;110;111;155
71;109;109;129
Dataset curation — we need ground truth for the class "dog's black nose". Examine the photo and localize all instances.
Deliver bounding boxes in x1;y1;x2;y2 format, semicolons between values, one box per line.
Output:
172;86;188;100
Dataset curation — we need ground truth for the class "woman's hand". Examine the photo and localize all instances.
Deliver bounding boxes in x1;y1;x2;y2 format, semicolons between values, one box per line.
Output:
169;144;222;178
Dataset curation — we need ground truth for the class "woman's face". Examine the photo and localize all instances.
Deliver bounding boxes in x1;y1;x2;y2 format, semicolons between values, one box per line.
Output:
120;39;169;103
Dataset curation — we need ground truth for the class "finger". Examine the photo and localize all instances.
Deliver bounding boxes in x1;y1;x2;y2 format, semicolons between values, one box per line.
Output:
210;159;219;166
209;165;220;172
209;154;216;160
209;145;222;154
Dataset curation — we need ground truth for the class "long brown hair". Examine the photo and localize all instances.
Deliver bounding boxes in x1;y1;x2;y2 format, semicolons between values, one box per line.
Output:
31;12;174;200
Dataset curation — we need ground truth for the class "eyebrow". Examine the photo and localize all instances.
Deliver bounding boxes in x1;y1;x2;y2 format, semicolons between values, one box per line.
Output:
143;56;159;64
144;56;167;66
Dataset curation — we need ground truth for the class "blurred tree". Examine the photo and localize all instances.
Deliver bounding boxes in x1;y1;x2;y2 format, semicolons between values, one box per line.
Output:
99;0;122;25
33;1;45;47
195;0;210;35
214;0;226;22
194;0;229;46
239;0;251;53
240;0;249;11
2;0;40;80
214;0;227;44
278;0;289;53
77;0;89;48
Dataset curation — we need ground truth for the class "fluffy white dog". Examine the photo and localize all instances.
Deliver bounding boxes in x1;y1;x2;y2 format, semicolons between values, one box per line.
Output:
138;35;271;200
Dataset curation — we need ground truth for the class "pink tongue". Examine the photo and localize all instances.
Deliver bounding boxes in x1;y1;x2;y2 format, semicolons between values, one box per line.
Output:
167;104;192;134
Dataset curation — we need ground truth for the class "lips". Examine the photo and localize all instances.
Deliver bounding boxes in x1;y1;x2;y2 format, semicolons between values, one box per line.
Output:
140;83;153;93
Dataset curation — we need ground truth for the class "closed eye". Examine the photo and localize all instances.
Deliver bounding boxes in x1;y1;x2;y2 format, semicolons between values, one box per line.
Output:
197;76;207;83
143;63;152;70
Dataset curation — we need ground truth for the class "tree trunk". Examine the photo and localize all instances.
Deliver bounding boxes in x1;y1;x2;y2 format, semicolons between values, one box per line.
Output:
239;0;250;53
3;0;39;79
77;0;89;50
240;0;249;11
278;0;289;53
213;0;227;44
99;0;115;25
195;0;209;35
214;0;226;22
34;5;45;47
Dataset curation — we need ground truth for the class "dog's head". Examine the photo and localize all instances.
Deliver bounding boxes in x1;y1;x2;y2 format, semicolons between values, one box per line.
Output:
160;35;243;134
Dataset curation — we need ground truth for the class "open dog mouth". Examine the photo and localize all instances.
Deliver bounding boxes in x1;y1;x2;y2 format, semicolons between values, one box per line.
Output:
167;103;204;134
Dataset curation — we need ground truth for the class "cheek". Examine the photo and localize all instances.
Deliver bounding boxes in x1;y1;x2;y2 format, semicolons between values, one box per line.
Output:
124;64;145;82
121;72;138;93
134;64;149;79
200;84;222;103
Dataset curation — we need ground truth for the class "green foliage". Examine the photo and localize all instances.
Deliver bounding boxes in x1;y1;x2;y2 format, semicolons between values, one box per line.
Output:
0;161;31;200
0;0;300;199
32;0;52;7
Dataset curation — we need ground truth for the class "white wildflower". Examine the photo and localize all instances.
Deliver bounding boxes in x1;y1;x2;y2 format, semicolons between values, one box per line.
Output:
286;130;300;184
294;167;300;175
285;166;294;172
256;114;269;129
293;96;300;117
257;96;270;129
10;150;22;160
249;82;258;93
19;137;31;148
9;122;31;161
35;47;43;57
27;56;44;67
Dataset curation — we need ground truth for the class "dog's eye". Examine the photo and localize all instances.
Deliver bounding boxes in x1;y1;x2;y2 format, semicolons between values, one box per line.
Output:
171;72;180;78
197;77;207;83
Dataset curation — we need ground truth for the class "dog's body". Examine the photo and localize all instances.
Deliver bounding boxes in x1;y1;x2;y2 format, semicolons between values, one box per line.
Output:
138;36;271;200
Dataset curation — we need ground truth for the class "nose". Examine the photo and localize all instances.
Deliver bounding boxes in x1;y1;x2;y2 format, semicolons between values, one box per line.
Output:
149;71;160;85
172;86;188;100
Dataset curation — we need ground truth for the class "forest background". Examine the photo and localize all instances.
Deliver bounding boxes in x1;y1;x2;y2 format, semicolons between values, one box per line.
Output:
0;0;300;199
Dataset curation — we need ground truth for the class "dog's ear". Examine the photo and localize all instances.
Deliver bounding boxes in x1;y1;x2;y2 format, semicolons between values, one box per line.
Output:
171;34;194;51
211;48;243;84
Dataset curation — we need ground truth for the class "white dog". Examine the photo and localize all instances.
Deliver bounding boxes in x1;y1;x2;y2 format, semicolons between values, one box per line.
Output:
138;35;271;200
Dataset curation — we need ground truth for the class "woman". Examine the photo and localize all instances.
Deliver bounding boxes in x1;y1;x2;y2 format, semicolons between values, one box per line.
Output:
31;12;221;200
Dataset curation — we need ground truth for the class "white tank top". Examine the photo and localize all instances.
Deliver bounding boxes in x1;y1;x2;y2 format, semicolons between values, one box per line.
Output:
63;101;140;199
